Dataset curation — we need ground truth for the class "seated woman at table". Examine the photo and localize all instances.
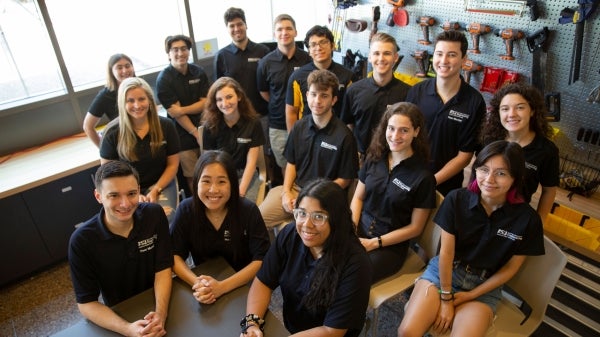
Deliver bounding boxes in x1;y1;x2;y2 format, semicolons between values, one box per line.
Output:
350;102;437;284
170;150;271;304
241;179;372;337
397;140;545;337
201;77;265;203
99;77;180;217
83;53;136;147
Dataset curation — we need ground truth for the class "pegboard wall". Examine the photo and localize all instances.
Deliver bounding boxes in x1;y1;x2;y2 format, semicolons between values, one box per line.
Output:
328;0;600;174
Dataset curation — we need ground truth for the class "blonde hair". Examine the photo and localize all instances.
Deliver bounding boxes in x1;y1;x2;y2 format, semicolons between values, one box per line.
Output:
113;77;164;161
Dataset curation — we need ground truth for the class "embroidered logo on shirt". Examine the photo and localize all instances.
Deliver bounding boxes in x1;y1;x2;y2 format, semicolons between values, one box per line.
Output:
447;110;469;123
496;229;522;241
138;234;158;253
248;58;261;62
237;137;252;144
392;178;411;191
224;230;231;242
320;142;338;151
189;79;200;84
525;162;537;171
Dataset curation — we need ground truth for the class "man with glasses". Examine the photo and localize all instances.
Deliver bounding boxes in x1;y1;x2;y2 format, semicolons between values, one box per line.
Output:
259;69;358;230
157;35;210;194
284;25;353;132
257;14;311;183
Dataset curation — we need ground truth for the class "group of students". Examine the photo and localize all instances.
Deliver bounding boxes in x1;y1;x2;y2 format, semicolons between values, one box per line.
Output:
70;6;559;337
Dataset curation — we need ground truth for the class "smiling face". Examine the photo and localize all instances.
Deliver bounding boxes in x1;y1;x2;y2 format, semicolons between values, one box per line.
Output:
475;155;515;203
111;58;134;85
275;19;297;48
306;83;336;118
432;40;464;79
215;85;240;120
308;35;333;63
295;196;330;258
95;175;139;229
197;163;231;212
168;40;190;68
386;113;418;155
227;17;247;44
125;87;149;123
499;93;533;135
369;41;398;77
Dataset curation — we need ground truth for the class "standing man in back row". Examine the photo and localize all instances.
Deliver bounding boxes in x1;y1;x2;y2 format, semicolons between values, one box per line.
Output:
285;25;353;132
406;30;485;195
156;34;210;194
257;14;311;182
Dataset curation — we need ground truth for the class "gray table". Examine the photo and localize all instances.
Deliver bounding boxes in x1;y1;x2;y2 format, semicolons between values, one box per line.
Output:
52;258;289;336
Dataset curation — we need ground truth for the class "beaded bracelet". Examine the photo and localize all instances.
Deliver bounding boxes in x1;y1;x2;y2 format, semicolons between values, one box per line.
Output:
240;314;265;334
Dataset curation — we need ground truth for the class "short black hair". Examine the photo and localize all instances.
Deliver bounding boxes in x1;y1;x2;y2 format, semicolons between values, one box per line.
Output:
224;7;246;25
94;161;139;189
164;34;192;53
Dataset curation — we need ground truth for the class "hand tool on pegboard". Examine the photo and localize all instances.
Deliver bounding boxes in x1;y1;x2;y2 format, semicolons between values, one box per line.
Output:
526;0;540;21
369;6;381;42
494;28;525;60
417;17;436;45
466;23;492;54
464;0;525;15
526;27;550;93
462;58;483;85
441;21;463;32
559;0;600;84
412;50;429;78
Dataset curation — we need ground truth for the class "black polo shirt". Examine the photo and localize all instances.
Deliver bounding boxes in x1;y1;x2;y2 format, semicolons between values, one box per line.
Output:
100;117;180;190
285;115;358;188
257;47;311;129
358;154;436;237
156;63;210;151
202;117;265;170
285;62;353;119
170;197;270;271
406;78;485;195
341;77;411;153
434;188;545;274
88;87;118;120
68;203;173;307
213;40;270;115
256;223;371;336
521;135;560;202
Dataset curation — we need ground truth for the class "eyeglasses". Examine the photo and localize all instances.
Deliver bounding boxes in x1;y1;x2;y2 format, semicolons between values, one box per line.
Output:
170;46;189;53
475;166;511;179
292;208;329;226
308;39;331;49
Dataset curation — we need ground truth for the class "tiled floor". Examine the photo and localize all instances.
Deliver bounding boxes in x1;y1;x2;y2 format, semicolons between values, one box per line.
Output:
0;262;80;337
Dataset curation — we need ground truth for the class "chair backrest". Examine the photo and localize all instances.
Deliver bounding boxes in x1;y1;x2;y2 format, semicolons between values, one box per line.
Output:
415;191;444;262
504;236;567;325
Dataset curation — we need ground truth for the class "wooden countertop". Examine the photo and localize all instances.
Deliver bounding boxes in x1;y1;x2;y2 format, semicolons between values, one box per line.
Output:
0;134;100;199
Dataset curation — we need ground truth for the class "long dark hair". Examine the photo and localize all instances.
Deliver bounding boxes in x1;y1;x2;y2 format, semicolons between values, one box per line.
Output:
467;140;526;204
201;77;258;134
366;102;430;163
295;179;360;312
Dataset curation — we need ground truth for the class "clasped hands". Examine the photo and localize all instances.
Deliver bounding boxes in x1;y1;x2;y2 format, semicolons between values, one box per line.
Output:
192;275;224;304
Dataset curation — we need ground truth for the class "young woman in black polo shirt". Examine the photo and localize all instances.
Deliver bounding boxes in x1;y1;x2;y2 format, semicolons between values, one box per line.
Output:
350;102;437;284
170;150;270;304
398;140;544;337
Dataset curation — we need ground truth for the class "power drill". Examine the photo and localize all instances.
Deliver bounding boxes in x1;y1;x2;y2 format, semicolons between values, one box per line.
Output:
494;28;525;60
466;22;492;54
411;50;429;77
417;16;436;45
441;21;462;31
462;58;483;84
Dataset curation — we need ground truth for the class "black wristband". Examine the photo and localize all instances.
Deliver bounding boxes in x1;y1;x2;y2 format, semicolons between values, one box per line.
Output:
377;236;383;248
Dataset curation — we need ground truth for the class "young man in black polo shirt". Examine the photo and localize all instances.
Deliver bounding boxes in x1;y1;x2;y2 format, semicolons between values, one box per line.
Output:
341;32;411;157
257;14;311;180
259;69;358;228
68;161;173;336
285;25;353;132
406;31;486;195
156;34;210;194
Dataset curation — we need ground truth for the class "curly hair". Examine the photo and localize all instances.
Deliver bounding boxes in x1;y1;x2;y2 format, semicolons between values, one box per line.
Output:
366;102;430;163
294;178;360;313
481;83;553;147
201;77;258;135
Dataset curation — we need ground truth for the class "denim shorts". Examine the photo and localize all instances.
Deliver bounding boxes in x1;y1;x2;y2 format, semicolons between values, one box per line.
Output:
419;256;502;313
